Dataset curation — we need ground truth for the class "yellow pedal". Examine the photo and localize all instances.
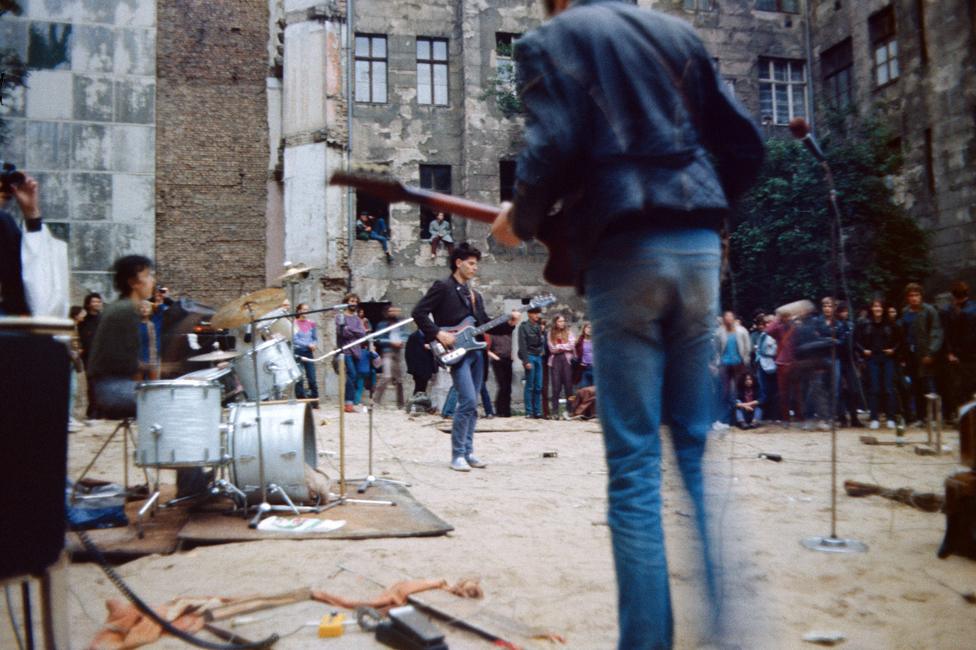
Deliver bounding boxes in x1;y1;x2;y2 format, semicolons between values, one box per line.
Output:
319;611;346;638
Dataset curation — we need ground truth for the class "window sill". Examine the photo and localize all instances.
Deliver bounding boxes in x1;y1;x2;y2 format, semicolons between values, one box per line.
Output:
872;78;900;92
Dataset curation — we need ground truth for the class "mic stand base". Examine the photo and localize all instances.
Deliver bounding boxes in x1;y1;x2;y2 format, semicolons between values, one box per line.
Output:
801;535;868;554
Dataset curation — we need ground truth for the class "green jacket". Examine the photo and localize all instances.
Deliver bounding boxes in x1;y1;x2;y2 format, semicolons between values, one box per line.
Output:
901;303;943;375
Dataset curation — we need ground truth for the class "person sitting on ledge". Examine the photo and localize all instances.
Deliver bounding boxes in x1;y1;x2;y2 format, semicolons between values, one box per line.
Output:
356;211;392;262
428;211;455;258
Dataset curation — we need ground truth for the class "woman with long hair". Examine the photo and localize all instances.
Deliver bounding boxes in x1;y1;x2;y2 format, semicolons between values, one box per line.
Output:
293;303;319;407
547;314;576;417
574;322;594;388
855;298;902;429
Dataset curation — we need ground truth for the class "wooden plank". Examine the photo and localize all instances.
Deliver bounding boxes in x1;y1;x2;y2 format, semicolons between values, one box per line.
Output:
408;589;561;646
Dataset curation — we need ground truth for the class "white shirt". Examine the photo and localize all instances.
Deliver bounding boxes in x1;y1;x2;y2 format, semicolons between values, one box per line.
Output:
22;223;69;318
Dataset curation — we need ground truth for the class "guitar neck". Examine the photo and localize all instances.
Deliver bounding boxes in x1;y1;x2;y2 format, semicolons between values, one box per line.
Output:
403;187;499;224
471;313;510;337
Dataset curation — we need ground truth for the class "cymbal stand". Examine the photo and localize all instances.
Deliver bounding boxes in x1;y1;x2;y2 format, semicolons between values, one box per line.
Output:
245;303;272;528
320;351;394;511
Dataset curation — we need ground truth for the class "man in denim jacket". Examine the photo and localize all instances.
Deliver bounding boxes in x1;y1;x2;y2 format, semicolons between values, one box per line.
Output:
492;1;763;647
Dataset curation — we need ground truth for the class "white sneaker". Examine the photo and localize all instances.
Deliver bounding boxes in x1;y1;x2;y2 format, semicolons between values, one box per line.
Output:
886;420;896;429
711;421;730;431
869;420;880;430
450;457;471;472
465;455;487;469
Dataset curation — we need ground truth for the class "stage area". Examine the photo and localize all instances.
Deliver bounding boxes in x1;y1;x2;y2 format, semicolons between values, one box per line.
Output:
39;407;976;647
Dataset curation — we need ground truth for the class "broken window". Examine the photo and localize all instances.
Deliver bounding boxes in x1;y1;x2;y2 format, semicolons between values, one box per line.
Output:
354;34;387;104
758;57;806;126
869;6;899;87
821;37;853;108
419;164;451;239
417;37;449;106
495;33;520;92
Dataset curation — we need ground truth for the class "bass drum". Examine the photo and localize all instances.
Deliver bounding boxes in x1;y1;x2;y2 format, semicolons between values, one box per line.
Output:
228;402;317;503
135;380;224;467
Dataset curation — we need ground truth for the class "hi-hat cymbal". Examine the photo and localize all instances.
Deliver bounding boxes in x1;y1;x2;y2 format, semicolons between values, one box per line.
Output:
188;349;241;362
211;287;287;329
277;263;315;284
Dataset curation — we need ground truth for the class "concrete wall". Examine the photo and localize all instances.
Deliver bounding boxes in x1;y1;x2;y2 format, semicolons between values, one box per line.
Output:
0;0;156;302
155;0;269;307
810;0;976;290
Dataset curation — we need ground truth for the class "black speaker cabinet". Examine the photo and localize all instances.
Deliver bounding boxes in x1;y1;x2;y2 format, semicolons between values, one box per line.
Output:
0;329;70;580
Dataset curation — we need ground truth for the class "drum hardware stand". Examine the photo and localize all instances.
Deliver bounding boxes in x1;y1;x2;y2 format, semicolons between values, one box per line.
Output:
925;393;943;454
244;302;273;528
800;138;867;555
71;417;149;503
320;351;395;511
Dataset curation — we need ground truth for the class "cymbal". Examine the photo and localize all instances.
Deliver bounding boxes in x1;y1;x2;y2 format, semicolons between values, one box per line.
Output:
277;263;315;284
188;349;241;362
210;287;287;329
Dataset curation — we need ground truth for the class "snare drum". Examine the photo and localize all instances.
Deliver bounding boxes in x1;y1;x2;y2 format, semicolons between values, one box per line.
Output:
135;380;224;467
233;336;302;400
179;365;242;405
227;402;317;503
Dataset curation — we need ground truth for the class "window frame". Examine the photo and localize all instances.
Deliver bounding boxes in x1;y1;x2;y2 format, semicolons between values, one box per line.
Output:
416;36;449;106
757;57;808;126
354;33;388;104
869;6;899;88
682;0;715;11
821;38;854;109
419;164;452;238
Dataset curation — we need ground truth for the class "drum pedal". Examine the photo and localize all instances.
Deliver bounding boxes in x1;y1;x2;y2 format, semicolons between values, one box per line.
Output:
375;605;447;650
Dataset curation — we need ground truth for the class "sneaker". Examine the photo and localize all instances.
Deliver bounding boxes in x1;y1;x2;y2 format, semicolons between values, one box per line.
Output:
344;404;355;413
869;420;880;430
450;457;471;472
817;421;831;432
711;421;730;431
68;418;83;433
886;420;896;430
465;456;487;469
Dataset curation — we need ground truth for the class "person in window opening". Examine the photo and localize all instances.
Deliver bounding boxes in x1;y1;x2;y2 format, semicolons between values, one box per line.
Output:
428;211;455;258
356;211;393;263
293;303;320;408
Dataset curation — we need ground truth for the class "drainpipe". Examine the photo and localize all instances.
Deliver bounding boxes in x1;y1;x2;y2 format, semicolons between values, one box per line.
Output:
803;0;817;137
345;0;355;269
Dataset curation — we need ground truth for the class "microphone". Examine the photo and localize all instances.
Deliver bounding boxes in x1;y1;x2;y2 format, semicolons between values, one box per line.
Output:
788;117;826;163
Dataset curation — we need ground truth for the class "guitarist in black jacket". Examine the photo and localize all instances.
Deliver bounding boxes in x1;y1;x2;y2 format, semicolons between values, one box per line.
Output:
411;242;517;472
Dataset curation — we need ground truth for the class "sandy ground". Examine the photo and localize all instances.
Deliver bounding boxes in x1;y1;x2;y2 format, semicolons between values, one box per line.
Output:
6;401;976;649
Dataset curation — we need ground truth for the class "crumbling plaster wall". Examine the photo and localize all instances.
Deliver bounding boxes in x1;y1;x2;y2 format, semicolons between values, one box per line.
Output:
810;0;976;289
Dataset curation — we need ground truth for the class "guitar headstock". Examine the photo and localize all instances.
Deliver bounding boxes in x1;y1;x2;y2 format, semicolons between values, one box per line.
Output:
527;293;557;311
329;167;413;204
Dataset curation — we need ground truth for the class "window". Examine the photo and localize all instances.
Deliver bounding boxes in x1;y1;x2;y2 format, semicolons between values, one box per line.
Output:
914;0;928;67
419;164;451;238
869;6;899;87
499;160;516;202
417;37;448;105
821;38;853;108
683;0;714;10
756;0;799;12
354;34;387;103
758;58;806;125
495;32;520;92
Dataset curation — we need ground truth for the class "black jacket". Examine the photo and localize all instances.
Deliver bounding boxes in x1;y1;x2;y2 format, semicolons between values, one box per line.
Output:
854;319;902;359
510;0;764;289
411;276;514;343
0;210;29;315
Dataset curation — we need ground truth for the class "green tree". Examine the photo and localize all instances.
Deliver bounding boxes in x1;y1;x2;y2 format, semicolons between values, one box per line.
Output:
1;0;28;146
728;112;931;315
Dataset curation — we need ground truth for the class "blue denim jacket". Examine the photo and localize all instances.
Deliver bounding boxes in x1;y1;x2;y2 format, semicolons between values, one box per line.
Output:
511;0;764;281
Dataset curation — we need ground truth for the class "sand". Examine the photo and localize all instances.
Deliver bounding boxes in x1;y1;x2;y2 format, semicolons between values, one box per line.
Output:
11;404;976;649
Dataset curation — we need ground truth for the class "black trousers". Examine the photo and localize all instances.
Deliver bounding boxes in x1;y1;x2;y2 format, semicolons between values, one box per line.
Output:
491;358;513;417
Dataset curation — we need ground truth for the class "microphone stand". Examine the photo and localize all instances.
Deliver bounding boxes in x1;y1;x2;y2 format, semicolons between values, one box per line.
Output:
800;155;867;554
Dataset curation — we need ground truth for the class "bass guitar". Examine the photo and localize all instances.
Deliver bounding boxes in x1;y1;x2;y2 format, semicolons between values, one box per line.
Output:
430;293;556;367
329;170;573;286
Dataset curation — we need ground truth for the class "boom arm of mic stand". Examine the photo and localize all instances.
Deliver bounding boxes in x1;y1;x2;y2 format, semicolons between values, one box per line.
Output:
298;318;415;363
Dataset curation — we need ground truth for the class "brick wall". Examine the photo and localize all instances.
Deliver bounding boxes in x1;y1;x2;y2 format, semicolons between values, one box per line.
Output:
156;0;269;307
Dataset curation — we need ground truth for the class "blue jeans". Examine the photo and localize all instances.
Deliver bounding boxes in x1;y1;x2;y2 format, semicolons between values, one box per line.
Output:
294;346;318;399
866;356;897;420
449;351;484;460
587;227;722;650
442;382;494;418
523;354;543;416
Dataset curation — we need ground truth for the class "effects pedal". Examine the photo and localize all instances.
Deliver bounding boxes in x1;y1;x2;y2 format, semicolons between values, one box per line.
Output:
375;605;447;649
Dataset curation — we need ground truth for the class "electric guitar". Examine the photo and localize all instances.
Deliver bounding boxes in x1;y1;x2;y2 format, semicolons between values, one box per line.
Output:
430;293;556;367
329;169;574;286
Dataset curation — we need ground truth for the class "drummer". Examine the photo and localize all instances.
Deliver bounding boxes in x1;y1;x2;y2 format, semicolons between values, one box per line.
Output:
87;255;156;416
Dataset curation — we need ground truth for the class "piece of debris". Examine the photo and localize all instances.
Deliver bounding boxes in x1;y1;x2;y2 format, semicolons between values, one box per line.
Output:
758;452;783;462
915;445;938;456
802;630;846;646
843;480;944;513
542;451;558;458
